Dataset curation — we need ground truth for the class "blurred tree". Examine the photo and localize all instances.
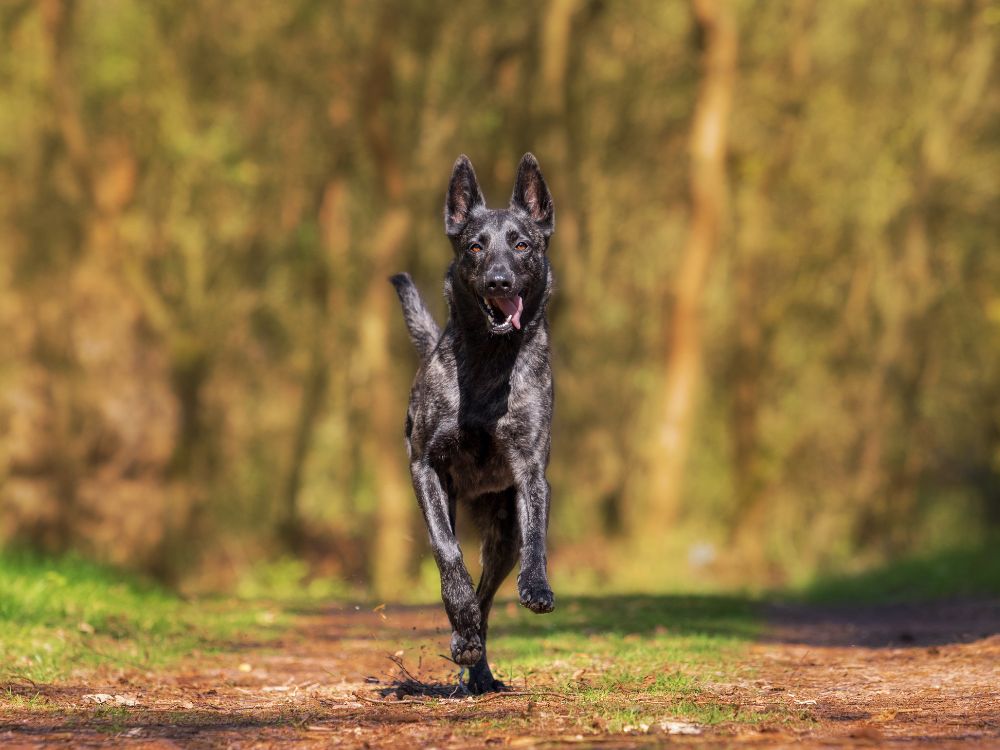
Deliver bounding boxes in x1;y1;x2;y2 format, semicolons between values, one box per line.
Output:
1;0;997;591
642;0;737;536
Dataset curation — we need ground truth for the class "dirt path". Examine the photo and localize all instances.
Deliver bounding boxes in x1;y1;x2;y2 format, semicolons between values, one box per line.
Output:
2;599;998;747
742;600;1000;746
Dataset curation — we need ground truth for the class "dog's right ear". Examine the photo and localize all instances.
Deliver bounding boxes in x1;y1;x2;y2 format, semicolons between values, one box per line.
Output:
445;155;485;237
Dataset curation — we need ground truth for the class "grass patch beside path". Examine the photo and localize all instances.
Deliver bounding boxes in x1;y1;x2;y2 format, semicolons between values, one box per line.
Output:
468;595;785;733
0;552;284;684
801;539;1000;604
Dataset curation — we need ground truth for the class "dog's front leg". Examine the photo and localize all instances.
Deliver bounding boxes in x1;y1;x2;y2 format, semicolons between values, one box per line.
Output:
515;467;555;613
410;459;483;665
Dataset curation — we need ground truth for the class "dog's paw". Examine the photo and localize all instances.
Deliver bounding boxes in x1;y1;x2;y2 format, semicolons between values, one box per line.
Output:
450;630;483;666
518;581;555;614
466;665;508;695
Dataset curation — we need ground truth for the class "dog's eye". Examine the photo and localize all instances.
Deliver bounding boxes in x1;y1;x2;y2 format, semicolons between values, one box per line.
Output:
515;241;529;251
468;243;483;253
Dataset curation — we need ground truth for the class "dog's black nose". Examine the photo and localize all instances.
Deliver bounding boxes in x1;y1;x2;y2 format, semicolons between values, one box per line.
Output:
485;269;514;293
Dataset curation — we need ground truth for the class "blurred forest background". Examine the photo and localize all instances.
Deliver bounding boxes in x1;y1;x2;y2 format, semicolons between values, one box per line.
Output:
1;0;998;598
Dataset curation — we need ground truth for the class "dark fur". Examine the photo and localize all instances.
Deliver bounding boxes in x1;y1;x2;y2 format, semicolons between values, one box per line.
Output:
389;153;556;694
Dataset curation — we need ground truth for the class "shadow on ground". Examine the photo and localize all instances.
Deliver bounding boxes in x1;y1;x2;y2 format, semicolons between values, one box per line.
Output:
297;592;1000;655
763;598;1000;648
0;705;525;742
292;541;1000;651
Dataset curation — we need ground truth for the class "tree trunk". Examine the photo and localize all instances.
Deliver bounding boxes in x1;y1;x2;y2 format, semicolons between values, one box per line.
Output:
643;0;737;533
354;9;419;598
361;209;413;599
278;176;348;549
729;184;767;542
281;343;328;549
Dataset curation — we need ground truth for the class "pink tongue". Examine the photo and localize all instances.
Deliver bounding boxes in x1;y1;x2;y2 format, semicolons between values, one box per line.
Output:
492;296;524;329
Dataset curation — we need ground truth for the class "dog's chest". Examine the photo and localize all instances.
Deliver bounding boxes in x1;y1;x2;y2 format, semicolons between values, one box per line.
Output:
429;337;551;499
447;422;515;500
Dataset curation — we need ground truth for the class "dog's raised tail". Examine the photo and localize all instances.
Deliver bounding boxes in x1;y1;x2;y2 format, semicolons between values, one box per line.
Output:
389;273;440;361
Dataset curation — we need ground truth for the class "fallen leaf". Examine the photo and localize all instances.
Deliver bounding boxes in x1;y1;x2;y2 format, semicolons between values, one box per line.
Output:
238;663;253;673
83;693;139;707
658;721;702;736
83;694;114;704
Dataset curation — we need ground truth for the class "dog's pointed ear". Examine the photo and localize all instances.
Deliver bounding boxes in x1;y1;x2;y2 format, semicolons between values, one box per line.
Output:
510;153;554;237
445;155;485;236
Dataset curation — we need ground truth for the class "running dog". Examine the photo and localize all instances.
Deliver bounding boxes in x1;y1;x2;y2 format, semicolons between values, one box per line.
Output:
390;153;556;693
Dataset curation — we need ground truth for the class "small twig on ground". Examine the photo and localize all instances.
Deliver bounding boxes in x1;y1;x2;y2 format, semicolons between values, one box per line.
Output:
3;674;40;689
354;692;431;706
476;690;567;700
386;653;420;683
356;687;565;704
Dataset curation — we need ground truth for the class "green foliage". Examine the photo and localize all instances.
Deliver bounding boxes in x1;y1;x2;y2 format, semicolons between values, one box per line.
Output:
0;0;998;592
234;556;354;601
0;551;282;682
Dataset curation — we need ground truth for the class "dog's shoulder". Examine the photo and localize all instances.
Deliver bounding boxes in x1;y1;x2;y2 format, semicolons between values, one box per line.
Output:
408;333;460;431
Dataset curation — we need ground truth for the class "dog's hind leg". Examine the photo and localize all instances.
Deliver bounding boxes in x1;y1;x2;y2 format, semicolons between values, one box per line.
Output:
467;489;519;694
410;459;483;666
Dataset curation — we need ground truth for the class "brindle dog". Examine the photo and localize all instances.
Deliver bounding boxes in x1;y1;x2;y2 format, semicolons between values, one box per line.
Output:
390;153;556;694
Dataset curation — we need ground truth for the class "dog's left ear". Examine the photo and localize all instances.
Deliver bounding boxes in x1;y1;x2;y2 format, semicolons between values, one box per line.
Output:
510;153;554;238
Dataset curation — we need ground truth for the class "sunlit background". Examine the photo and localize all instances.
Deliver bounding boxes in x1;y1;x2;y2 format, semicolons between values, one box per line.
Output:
1;0;998;599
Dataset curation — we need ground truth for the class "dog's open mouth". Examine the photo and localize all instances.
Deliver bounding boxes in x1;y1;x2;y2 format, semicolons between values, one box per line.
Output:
480;294;524;333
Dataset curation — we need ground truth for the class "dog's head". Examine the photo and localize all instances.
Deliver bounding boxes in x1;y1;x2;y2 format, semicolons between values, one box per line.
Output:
444;153;554;336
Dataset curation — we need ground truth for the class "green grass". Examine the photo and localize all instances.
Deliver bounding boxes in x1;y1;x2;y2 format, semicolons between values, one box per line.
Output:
2;688;54;710
0;551;284;683
491;594;758;678
470;595;788;732
800;539;1000;603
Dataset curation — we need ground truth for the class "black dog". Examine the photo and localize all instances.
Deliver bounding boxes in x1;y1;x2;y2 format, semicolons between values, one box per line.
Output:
390;153;556;694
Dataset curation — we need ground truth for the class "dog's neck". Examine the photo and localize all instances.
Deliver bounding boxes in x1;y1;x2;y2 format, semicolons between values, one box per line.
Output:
443;266;552;363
